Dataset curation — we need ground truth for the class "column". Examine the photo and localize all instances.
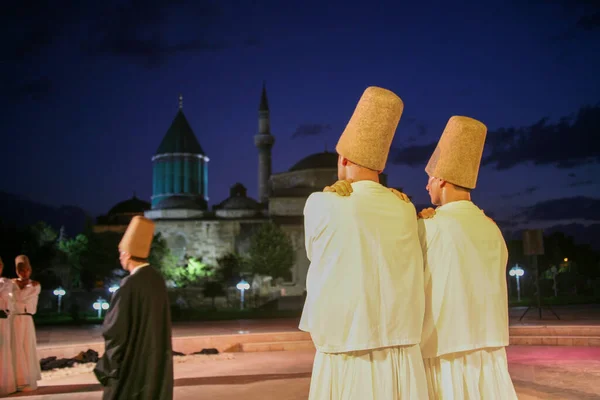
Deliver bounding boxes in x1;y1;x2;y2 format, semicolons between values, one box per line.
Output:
203;160;209;200
198;160;204;198
183;157;191;193
157;161;165;194
152;163;157;195
164;158;173;194
173;158;182;194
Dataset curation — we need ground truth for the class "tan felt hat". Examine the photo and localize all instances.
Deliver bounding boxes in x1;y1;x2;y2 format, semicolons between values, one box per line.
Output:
425;116;487;189
119;216;156;259
336;86;404;171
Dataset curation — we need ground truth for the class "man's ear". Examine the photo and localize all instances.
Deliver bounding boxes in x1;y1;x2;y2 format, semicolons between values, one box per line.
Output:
341;157;349;166
439;179;447;188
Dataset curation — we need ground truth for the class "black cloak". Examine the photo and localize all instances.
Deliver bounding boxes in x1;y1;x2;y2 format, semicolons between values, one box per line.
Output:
94;265;174;400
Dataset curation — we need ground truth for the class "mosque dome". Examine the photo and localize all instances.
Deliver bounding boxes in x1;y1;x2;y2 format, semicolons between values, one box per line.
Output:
289;151;337;172
108;195;151;215
96;195;151;228
214;183;262;218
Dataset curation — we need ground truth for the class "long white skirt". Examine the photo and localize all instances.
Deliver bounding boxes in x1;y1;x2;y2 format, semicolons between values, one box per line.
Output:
309;344;429;400
424;347;517;400
0;317;17;396
13;315;41;389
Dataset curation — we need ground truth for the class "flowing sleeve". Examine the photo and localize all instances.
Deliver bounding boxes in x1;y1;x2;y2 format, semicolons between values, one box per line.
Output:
24;284;41;314
93;281;132;386
0;280;16;314
303;193;330;261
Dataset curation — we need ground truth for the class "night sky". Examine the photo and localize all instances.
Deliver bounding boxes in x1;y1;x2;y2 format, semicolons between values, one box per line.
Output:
1;0;599;229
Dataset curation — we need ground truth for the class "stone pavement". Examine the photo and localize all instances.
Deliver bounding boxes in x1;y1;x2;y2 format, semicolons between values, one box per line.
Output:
19;305;600;399
36;304;600;346
6;346;600;399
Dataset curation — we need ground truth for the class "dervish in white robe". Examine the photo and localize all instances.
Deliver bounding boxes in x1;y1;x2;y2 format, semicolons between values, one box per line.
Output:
419;116;517;399
12;278;42;391
300;86;429;400
0;275;18;396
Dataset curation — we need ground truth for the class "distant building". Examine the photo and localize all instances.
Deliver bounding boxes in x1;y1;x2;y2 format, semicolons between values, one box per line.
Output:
94;195;150;233
97;84;386;296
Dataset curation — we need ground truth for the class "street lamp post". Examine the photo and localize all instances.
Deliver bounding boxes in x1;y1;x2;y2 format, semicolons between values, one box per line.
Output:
236;280;250;310
93;297;110;318
509;265;525;302
53;287;66;313
550;266;558;297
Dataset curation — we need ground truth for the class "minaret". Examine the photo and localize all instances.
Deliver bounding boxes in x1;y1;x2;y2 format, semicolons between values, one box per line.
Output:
254;82;275;204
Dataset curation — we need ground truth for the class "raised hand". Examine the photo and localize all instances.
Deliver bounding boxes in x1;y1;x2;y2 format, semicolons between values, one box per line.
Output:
418;207;436;219
389;188;411;203
323;180;353;196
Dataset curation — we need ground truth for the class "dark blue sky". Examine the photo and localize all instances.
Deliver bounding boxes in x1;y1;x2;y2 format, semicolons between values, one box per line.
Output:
1;0;599;227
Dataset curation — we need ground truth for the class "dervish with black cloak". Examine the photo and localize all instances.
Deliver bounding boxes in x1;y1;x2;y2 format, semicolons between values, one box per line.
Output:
94;216;174;400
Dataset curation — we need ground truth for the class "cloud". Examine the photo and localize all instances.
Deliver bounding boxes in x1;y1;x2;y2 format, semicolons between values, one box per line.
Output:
0;76;54;104
81;1;259;67
403;117;417;126
547;1;600;42
482;104;600;170
568;172;577;178
520;196;600;221
501;186;539;200
389;142;437;167
0;1;82;63
568;180;596;188
291;123;332;139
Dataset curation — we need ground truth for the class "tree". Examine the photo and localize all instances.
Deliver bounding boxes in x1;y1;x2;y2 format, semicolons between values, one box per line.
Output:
203;280;225;309
21;221;58;268
81;231;122;289
56;234;89;289
216;252;247;286
247;222;295;280
149;233;208;287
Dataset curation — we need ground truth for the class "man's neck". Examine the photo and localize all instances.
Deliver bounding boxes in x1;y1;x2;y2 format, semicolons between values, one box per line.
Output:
345;169;380;183
441;192;471;206
127;262;148;273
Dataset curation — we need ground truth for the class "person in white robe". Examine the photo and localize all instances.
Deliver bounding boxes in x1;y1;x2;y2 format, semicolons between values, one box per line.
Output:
320;116;518;399
12;255;42;392
417;116;517;399
299;86;429;400
0;256;18;396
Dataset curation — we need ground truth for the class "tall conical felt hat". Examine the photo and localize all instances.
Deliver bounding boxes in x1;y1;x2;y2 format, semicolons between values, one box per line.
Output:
425;116;487;189
335;86;404;171
15;255;30;267
119;216;155;259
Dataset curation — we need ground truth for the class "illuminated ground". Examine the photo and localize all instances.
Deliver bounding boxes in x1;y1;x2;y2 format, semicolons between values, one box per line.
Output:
10;305;599;399
5;346;600;399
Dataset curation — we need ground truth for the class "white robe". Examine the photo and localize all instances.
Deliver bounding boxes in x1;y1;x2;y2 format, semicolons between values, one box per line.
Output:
300;180;428;399
0;277;17;396
419;200;517;398
12;281;42;390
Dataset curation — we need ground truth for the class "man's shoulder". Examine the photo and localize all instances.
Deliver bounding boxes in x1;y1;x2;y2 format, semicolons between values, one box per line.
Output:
305;191;339;214
307;191;339;204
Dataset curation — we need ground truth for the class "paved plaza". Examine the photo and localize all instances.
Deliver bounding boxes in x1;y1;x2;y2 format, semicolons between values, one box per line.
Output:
3;305;600;399
6;346;600;399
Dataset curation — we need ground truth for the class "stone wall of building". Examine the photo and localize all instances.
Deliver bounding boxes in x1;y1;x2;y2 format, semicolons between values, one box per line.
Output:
271;169;338;194
269;197;307;216
154;217;309;296
154;219;265;266
279;223;309;295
